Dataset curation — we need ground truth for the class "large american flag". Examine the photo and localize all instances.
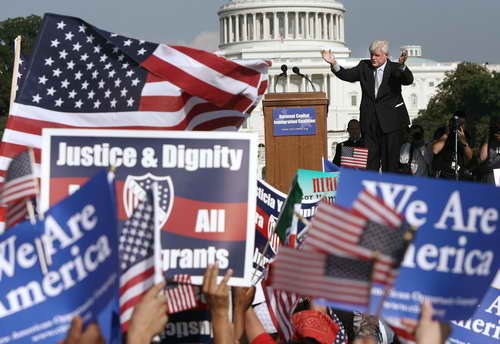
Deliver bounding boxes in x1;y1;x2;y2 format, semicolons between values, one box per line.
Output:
0;13;269;230
340;146;368;169
272;247;374;308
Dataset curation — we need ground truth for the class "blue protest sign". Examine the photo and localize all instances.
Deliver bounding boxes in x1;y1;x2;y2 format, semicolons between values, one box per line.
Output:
272;107;317;136
41;129;257;286
0;170;120;344
450;273;500;343
335;169;500;321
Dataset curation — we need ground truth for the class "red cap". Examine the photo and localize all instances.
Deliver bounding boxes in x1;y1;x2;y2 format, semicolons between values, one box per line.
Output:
292;310;340;344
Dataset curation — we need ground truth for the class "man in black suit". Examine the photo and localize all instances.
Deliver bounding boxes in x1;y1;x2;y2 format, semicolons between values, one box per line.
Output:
321;40;414;172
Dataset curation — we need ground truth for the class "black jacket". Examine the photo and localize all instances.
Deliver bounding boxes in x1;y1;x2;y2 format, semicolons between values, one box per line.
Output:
333;60;414;134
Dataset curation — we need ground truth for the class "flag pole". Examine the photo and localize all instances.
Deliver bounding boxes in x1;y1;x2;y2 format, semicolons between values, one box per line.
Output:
152;182;164;285
9;36;22;112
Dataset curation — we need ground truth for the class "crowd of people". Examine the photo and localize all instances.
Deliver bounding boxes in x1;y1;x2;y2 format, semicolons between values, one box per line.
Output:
58;265;452;344
333;113;500;183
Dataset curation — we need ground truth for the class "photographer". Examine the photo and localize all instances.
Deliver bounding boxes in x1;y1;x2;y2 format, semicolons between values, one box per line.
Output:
477;115;500;184
432;111;473;180
399;125;433;176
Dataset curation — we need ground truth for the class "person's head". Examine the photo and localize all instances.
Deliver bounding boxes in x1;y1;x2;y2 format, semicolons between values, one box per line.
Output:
291;310;340;344
409;124;424;144
347;119;361;140
353;314;381;344
369;40;389;68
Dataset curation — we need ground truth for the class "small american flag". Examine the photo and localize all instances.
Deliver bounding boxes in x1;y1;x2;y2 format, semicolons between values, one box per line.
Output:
262;274;300;342
340;146;368;169
352;189;402;228
0;149;38;229
272;247;373;308
0;149;38;205
304;201;367;257
165;274;197;314
119;190;156;331
303;201;389;285
0;12;269;231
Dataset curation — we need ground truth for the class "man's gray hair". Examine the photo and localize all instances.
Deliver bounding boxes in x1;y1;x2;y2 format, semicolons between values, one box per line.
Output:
369;40;390;55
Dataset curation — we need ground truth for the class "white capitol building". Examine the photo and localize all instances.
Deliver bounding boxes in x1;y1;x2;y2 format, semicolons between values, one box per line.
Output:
215;0;499;167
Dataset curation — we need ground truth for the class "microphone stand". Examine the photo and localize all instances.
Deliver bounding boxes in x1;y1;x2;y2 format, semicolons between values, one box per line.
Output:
292;66;316;92
452;116;459;181
274;64;288;92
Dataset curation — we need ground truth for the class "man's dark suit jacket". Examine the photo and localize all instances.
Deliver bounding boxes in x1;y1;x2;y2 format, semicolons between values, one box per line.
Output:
332;60;414;135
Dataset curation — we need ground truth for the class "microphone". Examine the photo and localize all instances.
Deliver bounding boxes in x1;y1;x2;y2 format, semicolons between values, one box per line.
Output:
292;66;316;92
280;64;288;77
274;64;288;92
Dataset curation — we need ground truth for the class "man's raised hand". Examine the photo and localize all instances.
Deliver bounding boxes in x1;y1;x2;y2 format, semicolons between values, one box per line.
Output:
321;49;337;66
399;49;408;65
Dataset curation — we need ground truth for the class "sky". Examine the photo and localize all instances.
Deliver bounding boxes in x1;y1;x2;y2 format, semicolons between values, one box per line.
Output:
1;0;499;63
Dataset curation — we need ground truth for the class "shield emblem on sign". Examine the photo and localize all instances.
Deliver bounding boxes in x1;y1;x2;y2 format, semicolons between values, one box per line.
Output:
123;173;174;229
267;215;280;254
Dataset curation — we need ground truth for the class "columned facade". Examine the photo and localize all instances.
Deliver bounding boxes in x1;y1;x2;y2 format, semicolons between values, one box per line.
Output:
218;0;348;47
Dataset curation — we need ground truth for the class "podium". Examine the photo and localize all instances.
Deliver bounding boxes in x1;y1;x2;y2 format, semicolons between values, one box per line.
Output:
262;92;329;193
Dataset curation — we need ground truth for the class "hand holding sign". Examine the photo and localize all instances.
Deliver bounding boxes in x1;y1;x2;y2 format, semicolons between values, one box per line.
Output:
60;316;104;344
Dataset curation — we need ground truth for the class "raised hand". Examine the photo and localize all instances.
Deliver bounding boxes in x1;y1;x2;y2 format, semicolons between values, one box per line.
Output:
321;49;337;66
127;282;169;344
399;49;408;65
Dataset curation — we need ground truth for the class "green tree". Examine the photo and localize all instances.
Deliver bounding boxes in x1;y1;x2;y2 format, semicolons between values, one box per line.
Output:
414;62;500;147
0;15;42;121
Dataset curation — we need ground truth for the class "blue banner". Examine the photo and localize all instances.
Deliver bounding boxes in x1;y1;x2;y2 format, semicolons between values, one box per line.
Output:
335;169;500;321
0;170;120;344
449;274;500;344
272;107;317;136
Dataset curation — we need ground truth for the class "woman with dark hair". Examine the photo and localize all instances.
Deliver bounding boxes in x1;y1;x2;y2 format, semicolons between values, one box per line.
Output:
477;116;500;184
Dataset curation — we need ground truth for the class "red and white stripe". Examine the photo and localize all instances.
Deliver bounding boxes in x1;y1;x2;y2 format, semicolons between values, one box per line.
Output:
165;274;197;314
5;199;29;228
340;146;368;169
262;275;299;342
119;258;155;331
272;247;372;307
304;201;392;284
352;189;402;228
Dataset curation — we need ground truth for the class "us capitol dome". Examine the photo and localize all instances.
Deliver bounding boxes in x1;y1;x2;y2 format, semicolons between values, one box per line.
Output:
215;0;498;170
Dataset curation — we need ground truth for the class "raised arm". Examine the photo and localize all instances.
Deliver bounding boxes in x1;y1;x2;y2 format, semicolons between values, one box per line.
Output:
321;49;360;83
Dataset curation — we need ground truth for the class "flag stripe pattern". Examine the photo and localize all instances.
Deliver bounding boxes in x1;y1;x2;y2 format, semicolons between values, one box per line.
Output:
352;190;402;228
165;274;197;314
272;247;373;307
119;190;155;331
304;201;392;285
340;146;368;169
0;13;269;230
0;150;38;205
262;277;299;342
6;199;29;228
